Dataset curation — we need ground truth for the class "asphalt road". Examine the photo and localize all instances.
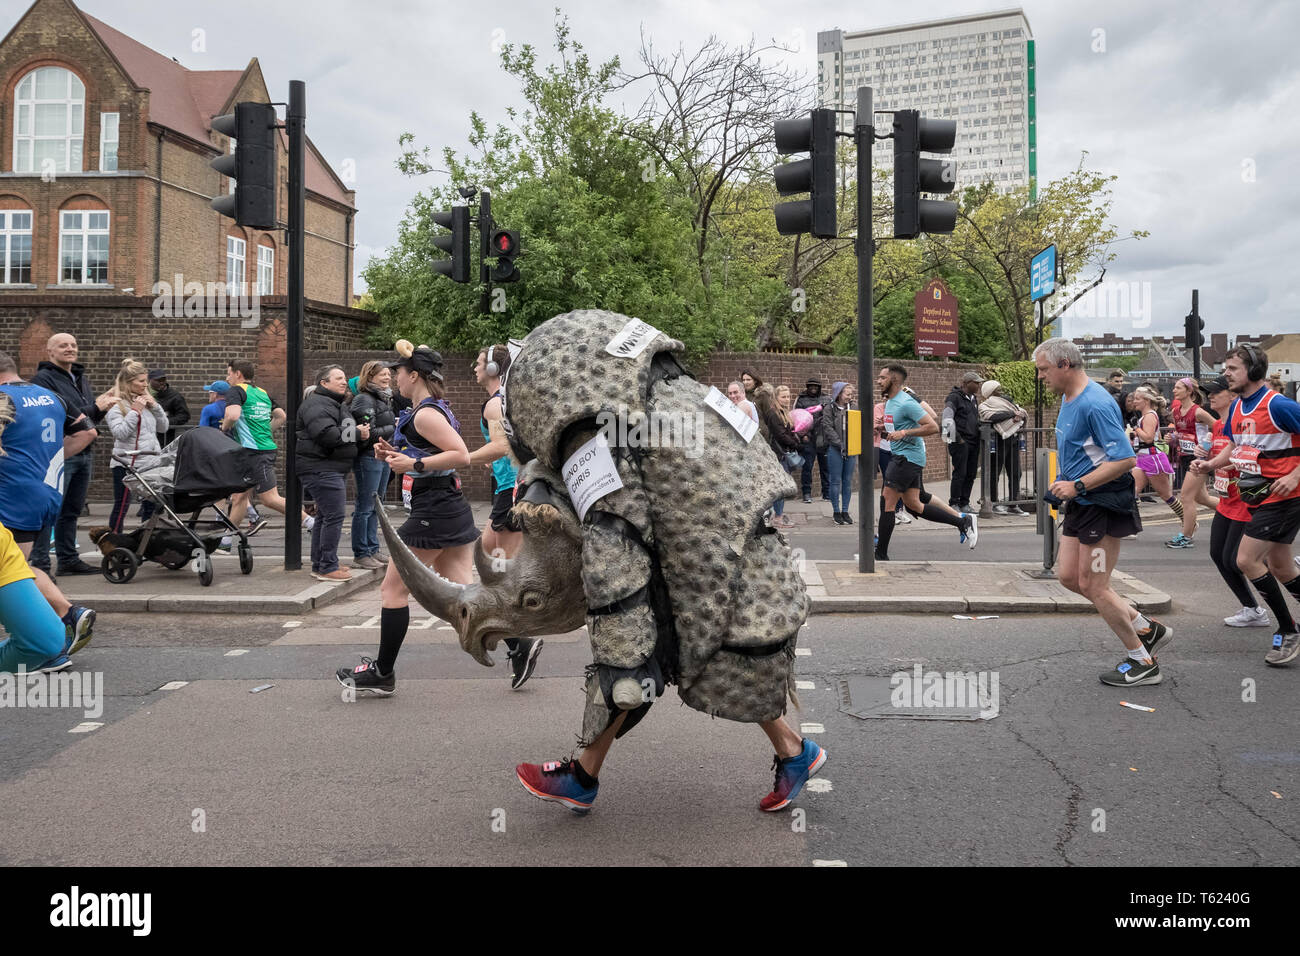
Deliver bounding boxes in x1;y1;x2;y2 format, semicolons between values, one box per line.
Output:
2;504;1297;866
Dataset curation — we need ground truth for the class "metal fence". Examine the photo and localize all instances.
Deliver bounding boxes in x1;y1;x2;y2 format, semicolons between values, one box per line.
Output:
976;424;1056;518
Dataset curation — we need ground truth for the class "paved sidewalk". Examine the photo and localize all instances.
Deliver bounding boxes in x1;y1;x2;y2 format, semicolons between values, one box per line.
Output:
802;560;1170;614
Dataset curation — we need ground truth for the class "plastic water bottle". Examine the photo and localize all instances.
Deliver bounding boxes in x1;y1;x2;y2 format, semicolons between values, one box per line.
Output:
1019;436;1026;452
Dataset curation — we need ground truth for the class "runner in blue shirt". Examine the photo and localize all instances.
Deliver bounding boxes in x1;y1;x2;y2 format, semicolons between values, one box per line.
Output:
1035;337;1170;687
873;363;977;561
0;352;99;669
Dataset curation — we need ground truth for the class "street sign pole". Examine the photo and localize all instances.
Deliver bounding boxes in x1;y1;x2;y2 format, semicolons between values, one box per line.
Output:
1191;289;1201;381
284;79;305;571
857;87;874;574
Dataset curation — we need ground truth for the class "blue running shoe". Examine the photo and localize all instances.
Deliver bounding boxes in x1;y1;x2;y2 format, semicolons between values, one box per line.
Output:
516;759;598;814
63;606;96;656
34;654;73;674
760;738;828;812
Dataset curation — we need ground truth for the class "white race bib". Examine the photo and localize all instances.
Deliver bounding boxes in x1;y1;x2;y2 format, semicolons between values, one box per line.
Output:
1213;473;1229;495
563;433;624;521
703;386;757;443
605;319;662;360
401;473;413;510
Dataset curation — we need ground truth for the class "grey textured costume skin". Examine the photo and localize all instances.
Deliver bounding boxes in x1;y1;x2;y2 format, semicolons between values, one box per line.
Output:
383;310;808;746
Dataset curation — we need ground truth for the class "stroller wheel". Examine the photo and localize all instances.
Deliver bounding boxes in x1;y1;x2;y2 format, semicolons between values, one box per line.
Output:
239;544;254;575
102;548;139;584
197;559;214;587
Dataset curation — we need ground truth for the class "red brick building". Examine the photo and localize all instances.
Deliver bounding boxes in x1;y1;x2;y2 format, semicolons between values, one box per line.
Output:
0;0;356;304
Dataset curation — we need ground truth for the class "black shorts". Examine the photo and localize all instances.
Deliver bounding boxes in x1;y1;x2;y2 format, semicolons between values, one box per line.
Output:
8;526;38;544
398;482;481;550
1243;497;1300;544
884;458;924;492
1061;501;1142;545
249;449;278;494
489;487;521;533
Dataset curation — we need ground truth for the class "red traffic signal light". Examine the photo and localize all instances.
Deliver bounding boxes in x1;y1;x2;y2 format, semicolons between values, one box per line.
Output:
491;230;518;256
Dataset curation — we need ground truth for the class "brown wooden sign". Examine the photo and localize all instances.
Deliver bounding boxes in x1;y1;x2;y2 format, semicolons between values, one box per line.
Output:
914;278;959;357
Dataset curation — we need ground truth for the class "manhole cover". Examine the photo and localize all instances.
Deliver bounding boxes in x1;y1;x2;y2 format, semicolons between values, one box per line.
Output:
837;675;998;721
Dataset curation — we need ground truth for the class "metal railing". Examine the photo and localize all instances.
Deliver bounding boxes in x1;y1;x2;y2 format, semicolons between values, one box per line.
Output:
976;424;1056;519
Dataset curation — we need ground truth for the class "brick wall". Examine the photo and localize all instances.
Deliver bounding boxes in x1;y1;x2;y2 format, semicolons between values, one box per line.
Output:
0;295;377;498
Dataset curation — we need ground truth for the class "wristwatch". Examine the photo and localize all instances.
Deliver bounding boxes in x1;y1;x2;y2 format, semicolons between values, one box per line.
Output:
413;458;426;474
1074;479;1087;496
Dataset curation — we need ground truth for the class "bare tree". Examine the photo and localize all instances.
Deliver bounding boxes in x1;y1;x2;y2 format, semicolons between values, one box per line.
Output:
617;30;811;289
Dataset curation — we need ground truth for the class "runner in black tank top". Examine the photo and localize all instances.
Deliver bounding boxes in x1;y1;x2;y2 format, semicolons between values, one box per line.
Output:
335;345;479;696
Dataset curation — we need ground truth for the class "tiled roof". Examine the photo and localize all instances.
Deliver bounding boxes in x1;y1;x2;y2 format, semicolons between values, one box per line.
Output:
79;10;352;208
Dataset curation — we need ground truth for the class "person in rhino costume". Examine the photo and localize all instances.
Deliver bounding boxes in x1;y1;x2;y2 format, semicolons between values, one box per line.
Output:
378;310;826;814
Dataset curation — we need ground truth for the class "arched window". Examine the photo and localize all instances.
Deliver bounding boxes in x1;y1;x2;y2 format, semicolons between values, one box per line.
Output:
14;67;85;173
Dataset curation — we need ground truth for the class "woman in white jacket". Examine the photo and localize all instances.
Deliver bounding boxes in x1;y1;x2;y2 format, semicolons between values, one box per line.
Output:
105;359;168;532
978;380;1029;515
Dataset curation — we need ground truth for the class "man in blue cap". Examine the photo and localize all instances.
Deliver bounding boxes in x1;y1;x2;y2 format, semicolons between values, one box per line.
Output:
199;380;231;429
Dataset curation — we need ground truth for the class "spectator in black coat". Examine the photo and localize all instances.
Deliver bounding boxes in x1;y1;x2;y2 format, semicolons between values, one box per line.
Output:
30;332;112;575
296;365;365;582
943;371;984;511
796;378;830;503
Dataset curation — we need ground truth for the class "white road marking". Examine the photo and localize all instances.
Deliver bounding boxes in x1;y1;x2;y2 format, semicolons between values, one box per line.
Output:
69;722;103;734
800;722;824;734
437;626;455;631
796;680;815;690
812;859;847;867
158;681;188;691
795;648;812;657
806;778;833;793
342;615;381;629
225;649;248;657
282;621;302;628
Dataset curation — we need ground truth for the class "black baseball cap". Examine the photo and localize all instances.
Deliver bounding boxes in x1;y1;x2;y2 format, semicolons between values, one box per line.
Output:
1204;375;1230;394
387;347;444;381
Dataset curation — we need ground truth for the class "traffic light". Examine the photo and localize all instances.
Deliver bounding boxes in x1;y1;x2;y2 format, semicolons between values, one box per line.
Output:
773;108;837;238
487;228;520;283
211;102;278;229
1184;311;1205;350
893;109;957;239
432;206;470;283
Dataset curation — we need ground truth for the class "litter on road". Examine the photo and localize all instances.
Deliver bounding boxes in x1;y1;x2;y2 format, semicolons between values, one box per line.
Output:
249;683;274;694
1119;701;1155;713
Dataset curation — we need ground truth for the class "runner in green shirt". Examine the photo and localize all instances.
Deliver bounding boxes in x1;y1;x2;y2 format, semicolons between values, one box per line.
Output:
221;359;311;536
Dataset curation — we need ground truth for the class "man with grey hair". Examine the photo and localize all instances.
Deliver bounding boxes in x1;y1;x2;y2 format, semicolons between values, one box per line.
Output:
1034;337;1172;687
30;332;114;576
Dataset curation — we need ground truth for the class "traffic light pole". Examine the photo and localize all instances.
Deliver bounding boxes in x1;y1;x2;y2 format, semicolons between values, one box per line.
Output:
1191;288;1201;381
284;79;306;571
857;87;875;575
479;189;492;316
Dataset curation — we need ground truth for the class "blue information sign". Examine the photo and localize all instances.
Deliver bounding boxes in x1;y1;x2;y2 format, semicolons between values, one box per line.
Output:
1030;244;1056;301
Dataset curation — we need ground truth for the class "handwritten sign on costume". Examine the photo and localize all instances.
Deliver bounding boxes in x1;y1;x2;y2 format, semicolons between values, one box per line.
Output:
605;319;662;360
563;432;624;520
703;386;757;443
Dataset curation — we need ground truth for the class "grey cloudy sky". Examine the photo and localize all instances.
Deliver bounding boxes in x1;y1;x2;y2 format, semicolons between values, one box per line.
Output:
19;0;1300;342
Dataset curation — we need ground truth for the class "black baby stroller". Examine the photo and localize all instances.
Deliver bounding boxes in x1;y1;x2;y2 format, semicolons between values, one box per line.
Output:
95;427;260;586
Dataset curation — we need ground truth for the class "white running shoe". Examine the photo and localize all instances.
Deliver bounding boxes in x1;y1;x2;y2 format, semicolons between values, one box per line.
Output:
1224;606;1271;628
895;510;913;524
962;512;979;549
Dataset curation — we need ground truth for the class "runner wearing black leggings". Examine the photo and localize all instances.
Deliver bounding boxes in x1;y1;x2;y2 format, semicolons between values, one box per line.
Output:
1202;377;1268;627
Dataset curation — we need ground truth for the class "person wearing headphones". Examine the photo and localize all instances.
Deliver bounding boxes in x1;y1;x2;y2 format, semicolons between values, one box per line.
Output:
467;344;543;690
1191;344;1300;666
1035;338;1172;687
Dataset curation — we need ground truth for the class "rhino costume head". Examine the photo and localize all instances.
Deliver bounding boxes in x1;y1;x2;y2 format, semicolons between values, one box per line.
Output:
384;309;807;747
375;461;586;666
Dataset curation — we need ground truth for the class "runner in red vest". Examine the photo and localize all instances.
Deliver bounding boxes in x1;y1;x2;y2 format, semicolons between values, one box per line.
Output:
1192;345;1300;665
1198;376;1267;627
1167;377;1217;548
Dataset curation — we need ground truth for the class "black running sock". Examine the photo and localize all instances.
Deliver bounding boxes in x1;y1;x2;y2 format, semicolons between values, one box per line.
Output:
876;510;896;555
503;637;520;653
376;606;411;675
920;502;966;529
1281;575;1300;604
1251;573;1297;634
1166;496;1184;519
572;761;599;787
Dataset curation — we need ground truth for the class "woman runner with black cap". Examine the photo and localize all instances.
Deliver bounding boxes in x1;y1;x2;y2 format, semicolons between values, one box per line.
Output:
335;341;479;695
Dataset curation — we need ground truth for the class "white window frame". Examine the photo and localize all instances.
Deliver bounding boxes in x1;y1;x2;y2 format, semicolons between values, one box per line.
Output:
59;210;110;285
256;244;274;295
13;66;85;173
99;112;119;172
226;236;246;295
0;210;34;284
